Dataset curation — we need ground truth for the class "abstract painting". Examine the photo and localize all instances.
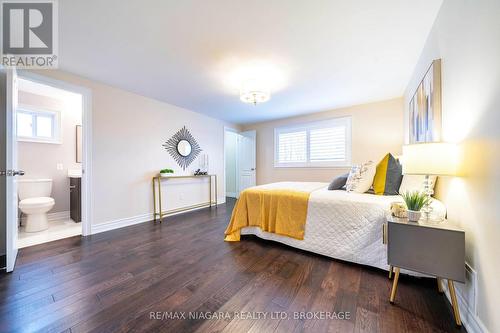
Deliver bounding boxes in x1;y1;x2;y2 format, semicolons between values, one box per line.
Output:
409;59;442;143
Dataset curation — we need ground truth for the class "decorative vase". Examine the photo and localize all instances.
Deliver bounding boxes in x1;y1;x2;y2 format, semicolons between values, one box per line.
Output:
407;210;421;222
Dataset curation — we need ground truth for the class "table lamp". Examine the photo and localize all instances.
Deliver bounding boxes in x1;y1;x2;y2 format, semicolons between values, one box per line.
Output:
402;142;459;220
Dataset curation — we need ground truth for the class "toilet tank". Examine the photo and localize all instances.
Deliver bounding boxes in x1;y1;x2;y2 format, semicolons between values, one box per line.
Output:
18;179;53;200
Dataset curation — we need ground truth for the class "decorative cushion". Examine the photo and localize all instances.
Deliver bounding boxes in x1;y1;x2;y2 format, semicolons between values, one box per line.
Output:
373;153;403;195
345;161;376;193
328;173;348;190
399;175;437;194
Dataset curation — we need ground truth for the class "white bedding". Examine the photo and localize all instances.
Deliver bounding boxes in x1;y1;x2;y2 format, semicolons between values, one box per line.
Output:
240;182;445;273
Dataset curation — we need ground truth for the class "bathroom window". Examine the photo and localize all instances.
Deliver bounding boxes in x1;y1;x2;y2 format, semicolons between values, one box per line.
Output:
17;107;62;144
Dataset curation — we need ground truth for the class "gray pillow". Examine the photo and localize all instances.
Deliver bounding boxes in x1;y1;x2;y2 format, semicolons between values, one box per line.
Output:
328;173;349;190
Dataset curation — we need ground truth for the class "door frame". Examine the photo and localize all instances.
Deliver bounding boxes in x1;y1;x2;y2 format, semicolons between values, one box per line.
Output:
223;126;240;199
4;67;18;272
17;71;93;237
237;130;257;193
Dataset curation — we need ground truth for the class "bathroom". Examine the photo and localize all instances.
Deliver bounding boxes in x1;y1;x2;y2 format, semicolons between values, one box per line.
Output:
17;78;84;248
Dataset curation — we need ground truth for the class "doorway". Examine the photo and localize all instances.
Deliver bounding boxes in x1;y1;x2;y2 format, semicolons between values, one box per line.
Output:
1;69;92;272
224;128;256;199
224;129;239;198
16;78;84;248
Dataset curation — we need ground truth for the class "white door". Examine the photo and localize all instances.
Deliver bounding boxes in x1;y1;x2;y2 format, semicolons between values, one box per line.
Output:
238;130;256;193
1;68;21;272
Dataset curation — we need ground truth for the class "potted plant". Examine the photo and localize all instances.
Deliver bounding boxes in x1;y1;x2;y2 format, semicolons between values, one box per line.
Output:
401;191;431;222
159;168;174;177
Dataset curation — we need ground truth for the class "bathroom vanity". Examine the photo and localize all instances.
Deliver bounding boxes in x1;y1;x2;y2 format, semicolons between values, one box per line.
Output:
70;177;81;223
68;170;82;223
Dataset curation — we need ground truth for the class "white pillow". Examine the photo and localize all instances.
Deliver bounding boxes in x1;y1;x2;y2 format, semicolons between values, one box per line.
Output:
345;161;376;193
398;175;437;194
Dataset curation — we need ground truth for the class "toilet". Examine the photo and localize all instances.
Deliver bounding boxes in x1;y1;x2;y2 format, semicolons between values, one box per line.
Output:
18;179;55;233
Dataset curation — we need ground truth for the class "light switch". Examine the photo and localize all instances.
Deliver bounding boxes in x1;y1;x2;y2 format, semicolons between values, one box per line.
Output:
57;163;64;170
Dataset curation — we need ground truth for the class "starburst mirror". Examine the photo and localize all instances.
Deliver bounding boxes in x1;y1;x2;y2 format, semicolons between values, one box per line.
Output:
162;126;202;170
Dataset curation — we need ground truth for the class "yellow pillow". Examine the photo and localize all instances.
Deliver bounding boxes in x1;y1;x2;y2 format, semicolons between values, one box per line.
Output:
373;153;403;195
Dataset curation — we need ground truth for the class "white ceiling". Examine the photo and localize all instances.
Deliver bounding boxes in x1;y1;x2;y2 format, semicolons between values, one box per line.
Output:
58;0;442;124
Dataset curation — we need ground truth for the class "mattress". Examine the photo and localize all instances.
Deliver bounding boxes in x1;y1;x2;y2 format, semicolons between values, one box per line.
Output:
240;183;445;273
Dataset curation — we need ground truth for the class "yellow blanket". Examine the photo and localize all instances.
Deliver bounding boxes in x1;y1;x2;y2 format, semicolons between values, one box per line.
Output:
224;188;311;242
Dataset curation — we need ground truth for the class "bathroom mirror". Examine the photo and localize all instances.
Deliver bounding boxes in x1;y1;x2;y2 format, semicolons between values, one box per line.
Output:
177;140;192;157
76;125;82;163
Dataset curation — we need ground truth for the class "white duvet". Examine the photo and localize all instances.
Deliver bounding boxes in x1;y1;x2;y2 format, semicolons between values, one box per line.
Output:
240;182;445;272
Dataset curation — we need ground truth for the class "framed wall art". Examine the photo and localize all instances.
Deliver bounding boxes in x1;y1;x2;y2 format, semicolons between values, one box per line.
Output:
408;59;442;143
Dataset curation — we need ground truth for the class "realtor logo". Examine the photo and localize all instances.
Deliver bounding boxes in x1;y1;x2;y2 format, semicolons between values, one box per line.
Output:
1;0;58;68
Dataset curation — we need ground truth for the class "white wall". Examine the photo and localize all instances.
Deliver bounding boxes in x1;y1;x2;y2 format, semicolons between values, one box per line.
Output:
404;1;500;331
31;70;238;228
18;90;82;213
224;130;238;197
243;98;404;184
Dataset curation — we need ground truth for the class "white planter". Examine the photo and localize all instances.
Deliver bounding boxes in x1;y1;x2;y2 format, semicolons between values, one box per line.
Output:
160;173;172;178
407;210;422;222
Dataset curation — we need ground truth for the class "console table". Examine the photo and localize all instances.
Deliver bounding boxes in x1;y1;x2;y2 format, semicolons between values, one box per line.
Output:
152;174;218;222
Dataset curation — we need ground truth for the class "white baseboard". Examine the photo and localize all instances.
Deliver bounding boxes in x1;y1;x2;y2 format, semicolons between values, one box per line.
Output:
91;213;153;234
226;192;237;198
20;210;71;225
91;202;224;235
48;211;70;221
442;280;488;333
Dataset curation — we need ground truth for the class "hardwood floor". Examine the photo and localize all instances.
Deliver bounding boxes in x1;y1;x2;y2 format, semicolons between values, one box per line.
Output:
0;198;465;333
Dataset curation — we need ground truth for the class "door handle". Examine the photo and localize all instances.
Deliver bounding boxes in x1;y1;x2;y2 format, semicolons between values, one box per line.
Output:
251;168;256;171
0;170;25;176
382;224;387;244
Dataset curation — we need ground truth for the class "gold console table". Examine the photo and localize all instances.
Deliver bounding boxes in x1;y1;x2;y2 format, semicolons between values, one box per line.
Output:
152;174;218;222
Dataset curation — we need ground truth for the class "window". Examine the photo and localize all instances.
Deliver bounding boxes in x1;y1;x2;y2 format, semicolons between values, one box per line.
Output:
16;107;61;144
274;117;351;167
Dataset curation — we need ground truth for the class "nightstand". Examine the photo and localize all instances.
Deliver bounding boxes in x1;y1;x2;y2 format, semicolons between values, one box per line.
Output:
383;215;465;326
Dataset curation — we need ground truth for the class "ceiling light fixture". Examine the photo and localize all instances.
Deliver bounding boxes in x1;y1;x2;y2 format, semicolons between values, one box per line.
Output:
239;78;270;105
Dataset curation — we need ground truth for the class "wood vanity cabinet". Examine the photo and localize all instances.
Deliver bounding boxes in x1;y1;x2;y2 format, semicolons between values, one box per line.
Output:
70;177;81;223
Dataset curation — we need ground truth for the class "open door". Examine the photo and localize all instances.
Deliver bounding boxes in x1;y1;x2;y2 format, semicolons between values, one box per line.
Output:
1;67;21;272
238;130;256;193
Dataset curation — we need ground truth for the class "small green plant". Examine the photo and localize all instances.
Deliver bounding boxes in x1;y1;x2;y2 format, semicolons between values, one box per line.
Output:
401;191;431;211
160;168;174;174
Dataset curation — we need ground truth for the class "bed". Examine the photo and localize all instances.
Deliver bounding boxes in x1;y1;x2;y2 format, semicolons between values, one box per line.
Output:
227;182;445;273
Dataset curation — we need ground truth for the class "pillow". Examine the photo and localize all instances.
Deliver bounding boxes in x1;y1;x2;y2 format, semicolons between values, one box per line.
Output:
328;173;348;190
373;153;403;195
345;161;376;193
398;175;437;194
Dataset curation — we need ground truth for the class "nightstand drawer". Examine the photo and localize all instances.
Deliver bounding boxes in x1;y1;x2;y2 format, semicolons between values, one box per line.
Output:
387;221;465;282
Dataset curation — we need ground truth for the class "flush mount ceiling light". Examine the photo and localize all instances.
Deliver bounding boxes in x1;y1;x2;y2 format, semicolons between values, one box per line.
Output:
218;58;287;105
239;78;270;105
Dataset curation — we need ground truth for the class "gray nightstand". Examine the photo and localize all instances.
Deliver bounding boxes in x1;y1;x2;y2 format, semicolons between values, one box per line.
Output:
383;215;465;326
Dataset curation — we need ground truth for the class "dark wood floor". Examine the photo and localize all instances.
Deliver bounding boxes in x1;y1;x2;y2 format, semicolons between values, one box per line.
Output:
0;198;465;333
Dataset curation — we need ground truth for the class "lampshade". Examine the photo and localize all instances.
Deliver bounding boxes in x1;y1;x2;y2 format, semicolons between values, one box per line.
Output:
402;142;459;176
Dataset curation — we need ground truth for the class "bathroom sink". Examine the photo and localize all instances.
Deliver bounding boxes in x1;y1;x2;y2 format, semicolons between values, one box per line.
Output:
67;169;82;178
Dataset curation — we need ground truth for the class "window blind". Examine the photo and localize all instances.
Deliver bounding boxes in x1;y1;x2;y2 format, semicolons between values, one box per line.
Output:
275;117;351;167
309;127;346;162
277;130;307;163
